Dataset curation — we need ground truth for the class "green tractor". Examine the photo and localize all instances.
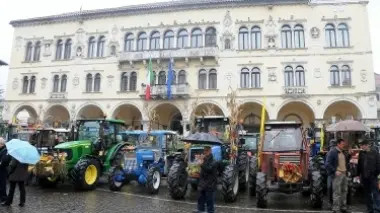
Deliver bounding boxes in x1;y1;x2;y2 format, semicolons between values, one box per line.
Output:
36;118;131;190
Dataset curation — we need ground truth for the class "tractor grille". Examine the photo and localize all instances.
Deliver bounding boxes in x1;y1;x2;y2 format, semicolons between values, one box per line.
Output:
279;155;300;164
124;159;137;170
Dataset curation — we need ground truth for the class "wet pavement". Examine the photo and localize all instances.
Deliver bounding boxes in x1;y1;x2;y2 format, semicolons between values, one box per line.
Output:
1;177;367;213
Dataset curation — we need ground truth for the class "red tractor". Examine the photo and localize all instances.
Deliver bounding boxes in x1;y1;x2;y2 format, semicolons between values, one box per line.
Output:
250;121;323;208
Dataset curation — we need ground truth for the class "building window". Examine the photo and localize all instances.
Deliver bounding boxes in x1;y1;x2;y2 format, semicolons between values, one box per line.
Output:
251;26;261;49
152;71;157;85
124;33;134;51
86;74;93;92
94;73;101;92
240;68;250;88
33;41;41;61
130;72;137;91
158;71;166;85
198;69;207;89
294;24;305;48
284;66;294;87
191;28;203;48
178;70;186;84
329;65;340;86
377;94;380;101
295;66;305;86
29;76;36;93
341;65;351;86
137;32;147;51
281;25;292;48
22;76;29;93
208;69;217;89
205;27;217;47
120;72;128;92
163;30;174;49
150;31;161;50
61;75;67;92
56;39;63;60
88;37;96;58
251;68;261;88
53;75;59;92
325;24;337;48
25;42;33;61
240;67;261;88
239;27;249;50
177;29;188;49
337;23;350;47
97;36;106;57
64;39;72;59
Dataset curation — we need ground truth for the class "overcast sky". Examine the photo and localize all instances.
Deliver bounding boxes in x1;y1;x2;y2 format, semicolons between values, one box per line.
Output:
0;0;379;92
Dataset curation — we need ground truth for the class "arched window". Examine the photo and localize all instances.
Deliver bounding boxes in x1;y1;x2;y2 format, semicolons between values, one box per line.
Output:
239;27;249;50
150;31;160;50
33;41;41;61
177;29;188;48
56;39;63;60
191;28;203;48
294;24;305;48
205;27;217;47
53;75;60;92
240;68;250;88
163;30;174;49
178;70;186;84
29;76;36;93
61;75;67;92
22;76;29;93
25;42;33;61
137;32;147;51
158;71;166;85
251;67;261;88
130;72;137;91
120;72;128;91
64;39;72;59
295;66;305;86
124;33;134;51
329;65;340;86
97;36;106;57
341;65;351;86
244;114;261;125
86;74;93;92
94;73;101;92
88;37;96;58
209;69;217;89
325;24;336;48
284;66;294;87
251;26;261;49
198;69;207;89
281;25;292;48
337;23;350;47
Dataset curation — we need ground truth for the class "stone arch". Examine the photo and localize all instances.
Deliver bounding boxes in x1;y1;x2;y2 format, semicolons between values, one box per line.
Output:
76;103;105;119
44;104;71;128
12;103;39;124
152;103;183;134
322;99;363;123
191;101;226;117
276;100;316;126
111;102;143;130
238;101;269;133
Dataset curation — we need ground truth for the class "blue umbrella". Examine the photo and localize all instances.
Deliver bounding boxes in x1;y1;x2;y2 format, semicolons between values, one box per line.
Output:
5;139;40;165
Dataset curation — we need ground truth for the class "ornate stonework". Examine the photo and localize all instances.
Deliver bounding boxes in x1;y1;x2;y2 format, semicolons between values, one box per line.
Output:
72;76;80;88
310;27;320;39
220;10;235;50
40;77;47;89
12;78;18;90
265;16;277;49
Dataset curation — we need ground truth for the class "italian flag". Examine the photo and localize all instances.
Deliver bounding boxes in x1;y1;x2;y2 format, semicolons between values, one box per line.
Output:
145;58;153;100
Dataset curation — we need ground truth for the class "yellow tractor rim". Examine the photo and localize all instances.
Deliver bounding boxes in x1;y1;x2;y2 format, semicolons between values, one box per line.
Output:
84;165;98;185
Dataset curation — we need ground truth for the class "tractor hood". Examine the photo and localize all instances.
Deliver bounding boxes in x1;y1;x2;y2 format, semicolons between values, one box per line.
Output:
54;140;92;149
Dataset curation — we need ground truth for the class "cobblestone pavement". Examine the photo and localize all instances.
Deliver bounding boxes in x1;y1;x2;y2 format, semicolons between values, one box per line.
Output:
0;178;366;213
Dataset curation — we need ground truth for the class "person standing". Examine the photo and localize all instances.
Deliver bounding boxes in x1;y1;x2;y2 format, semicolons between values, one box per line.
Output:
357;140;380;213
0;138;11;202
2;157;29;207
195;146;218;213
325;138;351;213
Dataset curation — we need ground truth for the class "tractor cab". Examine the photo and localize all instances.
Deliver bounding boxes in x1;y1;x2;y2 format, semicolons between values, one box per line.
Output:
195;116;229;140
239;132;259;157
33;128;70;154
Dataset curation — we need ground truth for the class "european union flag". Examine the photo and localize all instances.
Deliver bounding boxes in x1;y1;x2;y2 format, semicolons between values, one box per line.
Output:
167;59;173;99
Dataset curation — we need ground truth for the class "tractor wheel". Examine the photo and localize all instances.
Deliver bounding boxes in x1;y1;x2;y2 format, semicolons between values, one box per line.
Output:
249;157;258;196
238;151;249;190
221;164;239;202
108;166;125;191
167;161;188;199
310;171;323;208
70;158;101;190
147;167;161;194
38;177;59;188
191;183;198;191
310;155;327;193
256;172;268;208
111;148;125;167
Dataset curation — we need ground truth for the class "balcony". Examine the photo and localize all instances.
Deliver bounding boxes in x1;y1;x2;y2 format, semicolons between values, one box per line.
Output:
139;84;190;99
281;86;309;99
49;92;67;102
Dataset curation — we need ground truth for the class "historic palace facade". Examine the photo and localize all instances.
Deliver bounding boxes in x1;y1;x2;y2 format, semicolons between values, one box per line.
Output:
2;0;376;134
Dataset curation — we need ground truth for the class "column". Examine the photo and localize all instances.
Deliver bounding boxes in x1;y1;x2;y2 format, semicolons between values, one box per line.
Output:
142;120;150;131
181;120;190;137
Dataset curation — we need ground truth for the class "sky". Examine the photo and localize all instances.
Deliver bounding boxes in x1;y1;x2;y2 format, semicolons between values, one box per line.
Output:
0;0;379;93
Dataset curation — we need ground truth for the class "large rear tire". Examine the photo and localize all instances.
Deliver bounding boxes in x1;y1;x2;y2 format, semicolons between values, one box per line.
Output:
256;172;268;208
221;164;239;202
108;166;125;191
167;161;188;199
310;171;323;208
249;157;257;196
70;158;101;190
238;151;249;190
146;167;161;194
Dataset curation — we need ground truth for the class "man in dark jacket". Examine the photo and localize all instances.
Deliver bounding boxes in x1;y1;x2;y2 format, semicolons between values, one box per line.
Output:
357;140;380;213
325;138;351;213
196;146;218;213
0;138;11;202
2;157;29;207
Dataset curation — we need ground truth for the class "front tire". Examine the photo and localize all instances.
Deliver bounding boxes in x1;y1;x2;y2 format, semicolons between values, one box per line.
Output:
108;166;125;191
256;172;268;208
310;171;323;208
147;167;161;194
167;161;188;199
238;151;249;190
221;164;239;202
249;157;258;196
70;158;101;190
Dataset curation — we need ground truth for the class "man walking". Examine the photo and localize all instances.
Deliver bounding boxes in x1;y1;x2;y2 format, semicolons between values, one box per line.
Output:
357;140;380;213
326;138;351;213
0;138;11;202
195;146;218;213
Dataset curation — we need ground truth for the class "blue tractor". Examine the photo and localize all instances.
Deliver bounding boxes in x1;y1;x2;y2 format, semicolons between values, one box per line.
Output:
108;130;183;194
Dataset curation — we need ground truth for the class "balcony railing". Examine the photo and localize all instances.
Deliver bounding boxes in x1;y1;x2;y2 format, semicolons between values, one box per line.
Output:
139;84;190;99
49;92;67;102
282;86;308;98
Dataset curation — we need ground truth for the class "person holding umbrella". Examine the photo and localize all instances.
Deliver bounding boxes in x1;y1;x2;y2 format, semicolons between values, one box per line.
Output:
0;137;11;202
